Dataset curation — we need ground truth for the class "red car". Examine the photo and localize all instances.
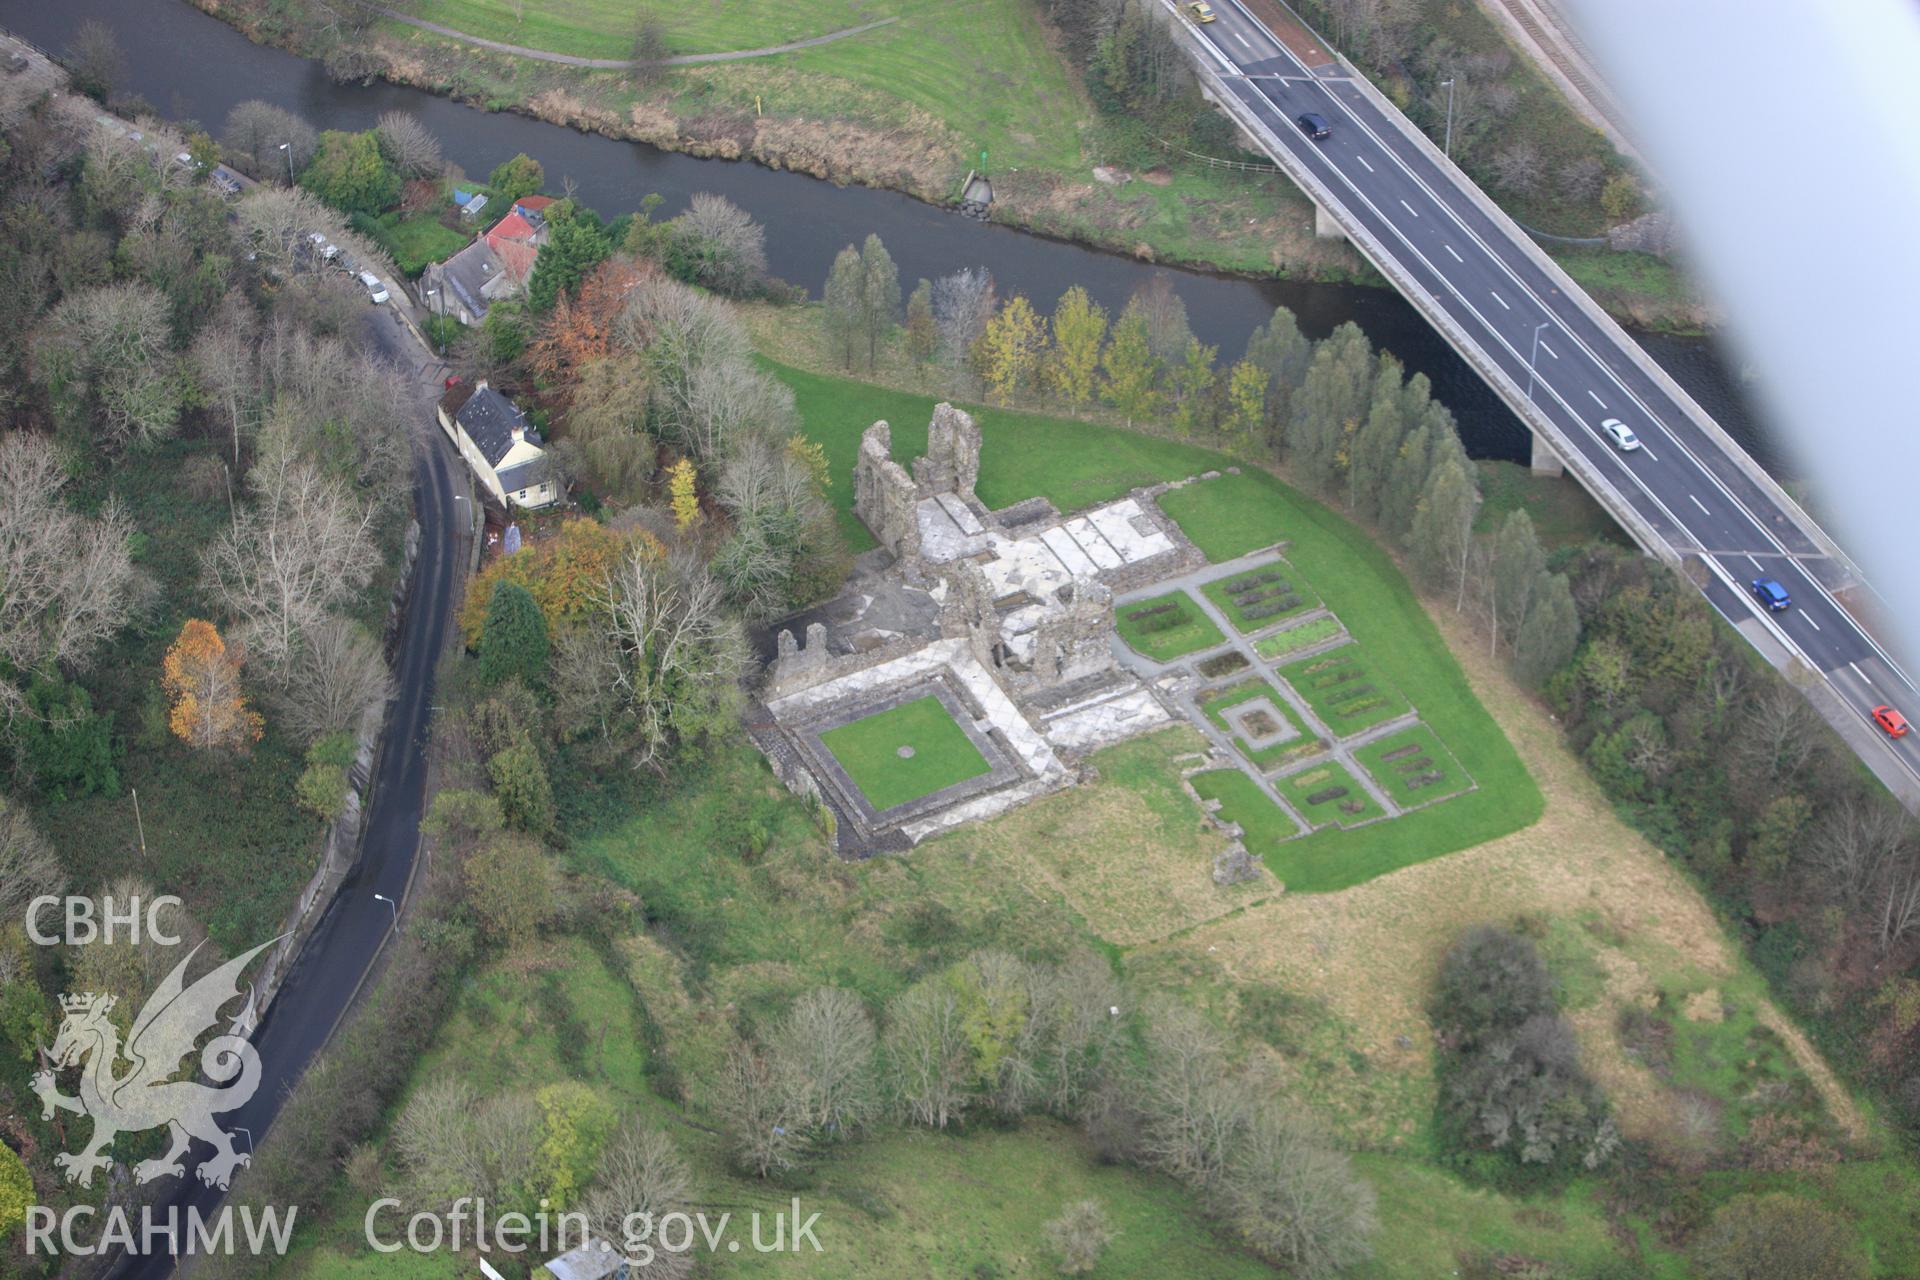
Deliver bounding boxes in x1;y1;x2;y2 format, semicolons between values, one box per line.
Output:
1872;704;1909;738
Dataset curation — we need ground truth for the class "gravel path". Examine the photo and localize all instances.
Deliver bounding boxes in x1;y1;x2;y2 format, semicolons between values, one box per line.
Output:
373;7;900;69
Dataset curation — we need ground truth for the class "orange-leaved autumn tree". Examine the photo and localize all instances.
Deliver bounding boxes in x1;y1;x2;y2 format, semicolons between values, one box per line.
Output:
162;619;263;750
525;257;656;386
458;517;649;647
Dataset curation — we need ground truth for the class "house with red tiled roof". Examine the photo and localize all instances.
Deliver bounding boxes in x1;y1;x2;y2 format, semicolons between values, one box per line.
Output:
422;198;554;326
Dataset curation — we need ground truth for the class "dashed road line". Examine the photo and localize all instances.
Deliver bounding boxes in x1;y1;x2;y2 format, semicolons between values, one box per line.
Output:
1490;290;1510;310
1235;32;1251;48
1688;494;1710;515
1748;555;1764;572
1587;390;1607;408
1539;340;1559;358
1851;661;1870;684
1442;243;1462;262
1806;614;1823;632
1399;198;1419;216
1356;154;1374;172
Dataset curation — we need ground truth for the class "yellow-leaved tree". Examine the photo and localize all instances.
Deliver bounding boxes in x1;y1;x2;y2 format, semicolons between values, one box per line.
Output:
162;619;262;750
668;457;700;531
978;294;1046;402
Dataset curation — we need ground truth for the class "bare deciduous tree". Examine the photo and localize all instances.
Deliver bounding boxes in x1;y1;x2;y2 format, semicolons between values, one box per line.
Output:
221;100;318;180
273;617;391;744
1879;852;1920;956
32;280;186;450
1808;795;1910;913
0;800;65;923
1735;684;1821;784
672;192;767;297
772;987;881;1141
1138;1002;1254;1190
1489;140;1544;196
1034;950;1124;1119
202;429;379;672
375;111;444;179
193;292;262;466
716;1040;807;1178
931;267;995;370
1219;1109;1378;1278
884;979;971;1130
1043;1198;1115;1275
0;435;143;721
585;1124;695;1277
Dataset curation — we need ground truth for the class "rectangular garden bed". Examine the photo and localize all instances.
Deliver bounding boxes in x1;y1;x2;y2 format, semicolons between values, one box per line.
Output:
1273;760;1385;829
1277;643;1412;736
1353;724;1472;806
1201;564;1323;634
1197;679;1324;771
1115;590;1226;662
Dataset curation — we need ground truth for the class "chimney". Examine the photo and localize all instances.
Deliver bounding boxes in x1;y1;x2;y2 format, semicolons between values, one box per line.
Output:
510;422;525;446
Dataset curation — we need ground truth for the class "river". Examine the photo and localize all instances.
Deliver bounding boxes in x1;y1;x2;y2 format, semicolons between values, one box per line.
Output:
0;0;1783;473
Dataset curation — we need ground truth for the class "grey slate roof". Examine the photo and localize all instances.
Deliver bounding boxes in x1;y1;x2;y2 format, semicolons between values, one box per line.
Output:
435;237;501;321
454;383;539;467
496;456;551;494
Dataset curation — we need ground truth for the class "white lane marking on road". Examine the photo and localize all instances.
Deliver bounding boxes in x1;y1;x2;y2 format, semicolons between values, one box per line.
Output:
1806;613;1823;632
1236;32;1251;48
1587;390;1607;408
1851;662;1870;684
1539;340;1559;358
1688;494;1709;514
1443;243;1462;262
1490;290;1509;309
1748;555;1763;572
1399;199;1419;216
1356;154;1374;172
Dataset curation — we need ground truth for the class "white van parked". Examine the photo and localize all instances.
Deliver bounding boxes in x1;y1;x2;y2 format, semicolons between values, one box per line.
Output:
357;271;390;304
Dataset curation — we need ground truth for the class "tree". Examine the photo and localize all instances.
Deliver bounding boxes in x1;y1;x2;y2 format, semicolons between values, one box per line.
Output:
0;435;141;723
1513;572;1579;689
1290;323;1373;498
222;101;318;180
374;112;444;179
669;193;766;297
1222;359;1268;456
630;17;672;86
67;20;124;102
858;233;901;370
163;619;263;750
1410;455;1480;611
300;130;400;217
1691;1192;1867;1280
585;1125;694;1278
771;987;881;1140
465;830;553;946
202;430;378;671
1131;276;1193;367
275;617;391;744
1101;306;1160;426
457;517;628;646
33;281;188;451
885;979;971;1130
905;279;937;364
716;1041;807;1178
478;583;551;688
192;293;261;465
1048;286;1107;405
0;800;64;925
978;295;1047;401
1347;356;1407;521
1244;305;1313;452
667;457;701;530
1168;337;1219;438
1043;1199;1115;1275
17;678;117;801
931;267;995;370
1138;1002;1253;1190
526;203;613;313
821;245;864;370
1488;140;1543;196
1219;1110;1378;1277
489;153;546;203
1489;510;1546;655
488;736;556;835
1600;173;1643;222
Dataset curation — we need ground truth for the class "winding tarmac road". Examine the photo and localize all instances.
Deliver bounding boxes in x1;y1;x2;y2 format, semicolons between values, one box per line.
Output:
109;306;463;1279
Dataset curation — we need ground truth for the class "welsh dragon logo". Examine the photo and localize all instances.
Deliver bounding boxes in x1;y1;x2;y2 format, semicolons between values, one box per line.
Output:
31;938;279;1191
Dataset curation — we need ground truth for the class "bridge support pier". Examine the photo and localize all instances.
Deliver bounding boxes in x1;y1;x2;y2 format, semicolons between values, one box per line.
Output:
1530;432;1565;477
1313;202;1346;242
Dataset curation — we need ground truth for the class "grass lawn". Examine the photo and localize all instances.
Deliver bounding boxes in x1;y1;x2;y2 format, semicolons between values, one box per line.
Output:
1199;562;1322;633
769;359;1221;550
1278;642;1414;736
1114;589;1226;662
1189;768;1299;848
366;211;471;277
1274;759;1384;829
820;695;992;811
1354;724;1472;806
1254;614;1345;660
1475;459;1628;549
1161;470;1541;890
1198;678;1323;772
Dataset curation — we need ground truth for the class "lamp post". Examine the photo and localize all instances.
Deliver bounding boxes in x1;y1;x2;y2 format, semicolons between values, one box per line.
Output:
1441;79;1456;159
424;287;443;357
373;892;398;924
1527;321;1550;404
277;140;293;186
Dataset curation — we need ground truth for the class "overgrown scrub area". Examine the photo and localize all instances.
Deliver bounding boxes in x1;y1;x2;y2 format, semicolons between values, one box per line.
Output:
0;73;413;1261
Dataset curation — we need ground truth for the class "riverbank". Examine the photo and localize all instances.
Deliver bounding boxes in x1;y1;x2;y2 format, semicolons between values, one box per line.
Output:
181;0;1712;332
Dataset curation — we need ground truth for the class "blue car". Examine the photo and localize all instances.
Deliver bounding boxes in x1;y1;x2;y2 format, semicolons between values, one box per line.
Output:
1749;577;1791;611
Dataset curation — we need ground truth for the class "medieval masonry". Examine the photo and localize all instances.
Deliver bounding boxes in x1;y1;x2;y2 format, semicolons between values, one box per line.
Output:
746;404;1210;856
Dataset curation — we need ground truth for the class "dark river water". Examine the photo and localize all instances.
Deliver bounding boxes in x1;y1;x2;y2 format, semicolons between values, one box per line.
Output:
0;0;1782;473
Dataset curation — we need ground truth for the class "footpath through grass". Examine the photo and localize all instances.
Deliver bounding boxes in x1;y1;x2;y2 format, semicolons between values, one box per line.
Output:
820;695;991;810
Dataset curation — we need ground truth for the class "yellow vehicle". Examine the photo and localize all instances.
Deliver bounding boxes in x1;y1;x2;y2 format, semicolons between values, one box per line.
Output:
1187;1;1218;22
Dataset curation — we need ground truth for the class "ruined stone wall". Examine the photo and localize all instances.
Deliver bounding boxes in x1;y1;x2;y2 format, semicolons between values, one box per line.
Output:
852;419;923;564
1028;577;1117;686
911;402;981;500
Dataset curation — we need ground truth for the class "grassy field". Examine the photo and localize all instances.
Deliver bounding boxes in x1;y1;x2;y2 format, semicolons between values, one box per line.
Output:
1114;589;1226;662
1274;759;1385;829
1354;724;1472;807
1189;768;1300;847
1199;561;1322;633
365;210;472;277
1475;459;1628;549
820;695;992;810
1254;613;1345;659
1160;471;1542;891
1277;641;1414;736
